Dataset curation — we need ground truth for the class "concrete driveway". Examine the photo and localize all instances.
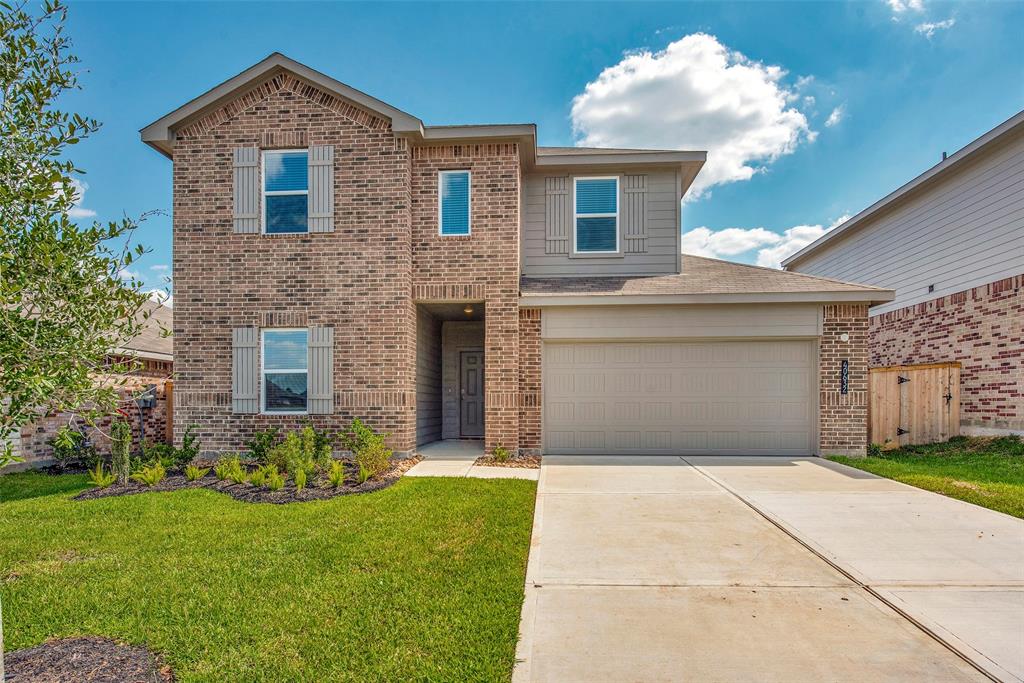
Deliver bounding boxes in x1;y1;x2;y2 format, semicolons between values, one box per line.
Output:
514;456;1023;682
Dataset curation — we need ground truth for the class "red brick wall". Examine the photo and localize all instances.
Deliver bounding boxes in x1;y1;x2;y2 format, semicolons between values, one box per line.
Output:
870;275;1023;432
20;359;173;465
172;73;416;454
410;143;521;455
518;308;542;454
819;304;870;456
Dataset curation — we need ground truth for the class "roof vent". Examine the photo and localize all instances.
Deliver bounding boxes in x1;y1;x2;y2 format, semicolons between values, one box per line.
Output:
942;151;948;161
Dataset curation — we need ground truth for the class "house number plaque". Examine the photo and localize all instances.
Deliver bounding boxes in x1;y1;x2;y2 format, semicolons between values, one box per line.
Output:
840;360;849;395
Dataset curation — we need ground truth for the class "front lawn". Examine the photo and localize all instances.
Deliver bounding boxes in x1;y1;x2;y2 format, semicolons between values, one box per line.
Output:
0;472;537;681
830;436;1024;518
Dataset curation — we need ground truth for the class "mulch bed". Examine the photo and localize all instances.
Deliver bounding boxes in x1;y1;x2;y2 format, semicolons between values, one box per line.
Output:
4;636;173;682
74;457;421;505
473;454;541;469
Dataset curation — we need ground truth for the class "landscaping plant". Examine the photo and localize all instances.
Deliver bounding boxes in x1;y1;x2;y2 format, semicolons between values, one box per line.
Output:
248;465;268;488
265;466;285;491
215;454;246;484
109;419;133;486
88;461;116;488
130;461;166;487
245;427;279;464
327;460;346;488
184;465;210;482
293;467;307;491
355;439;391;484
492;445;511;463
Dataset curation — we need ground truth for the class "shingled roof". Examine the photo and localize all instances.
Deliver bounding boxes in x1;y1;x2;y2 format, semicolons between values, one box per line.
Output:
520;255;893;304
113;300;173;362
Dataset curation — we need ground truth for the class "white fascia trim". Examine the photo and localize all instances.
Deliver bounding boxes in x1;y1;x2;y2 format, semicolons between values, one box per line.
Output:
519;290;895;307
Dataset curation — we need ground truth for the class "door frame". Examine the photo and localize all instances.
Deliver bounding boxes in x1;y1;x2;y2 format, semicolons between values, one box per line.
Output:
459;348;485;438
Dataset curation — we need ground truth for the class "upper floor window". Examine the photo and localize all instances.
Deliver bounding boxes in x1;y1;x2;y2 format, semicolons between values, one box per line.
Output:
264;150;308;234
262;329;308;413
574;176;618;253
439;170;471;235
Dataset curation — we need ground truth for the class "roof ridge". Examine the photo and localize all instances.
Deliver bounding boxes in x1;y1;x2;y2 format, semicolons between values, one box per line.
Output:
683;254;889;291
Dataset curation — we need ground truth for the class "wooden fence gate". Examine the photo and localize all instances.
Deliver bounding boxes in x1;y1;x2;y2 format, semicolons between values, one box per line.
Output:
869;363;960;448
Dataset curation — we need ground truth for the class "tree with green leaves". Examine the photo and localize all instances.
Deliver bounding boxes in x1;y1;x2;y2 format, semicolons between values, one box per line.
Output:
1;0;159;472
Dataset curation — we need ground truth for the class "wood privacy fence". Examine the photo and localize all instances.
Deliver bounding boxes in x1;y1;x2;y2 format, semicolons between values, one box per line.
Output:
869;363;960;448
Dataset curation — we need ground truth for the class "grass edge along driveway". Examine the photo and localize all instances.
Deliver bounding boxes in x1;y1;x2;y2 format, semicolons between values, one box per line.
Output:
830;436;1024;518
0;473;537;682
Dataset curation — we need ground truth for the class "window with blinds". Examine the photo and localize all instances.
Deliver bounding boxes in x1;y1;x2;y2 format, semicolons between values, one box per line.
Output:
264;150;308;234
574;176;618;253
439;170;471;235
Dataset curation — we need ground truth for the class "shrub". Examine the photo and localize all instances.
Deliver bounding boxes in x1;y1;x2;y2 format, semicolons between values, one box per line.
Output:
88;461;116;488
355;440;391;484
245;427;279;464
302;422;334;466
178;424;201;463
867;443;883;458
142;441;179;469
109;419;133;485
293;467;307;491
492;445;512;463
184;464;210;481
50;428;97;469
248;465;267;487
327;460;346;488
215;453;246;484
130;461;166;487
339;418;376;454
266;466;285;491
267;432;302;473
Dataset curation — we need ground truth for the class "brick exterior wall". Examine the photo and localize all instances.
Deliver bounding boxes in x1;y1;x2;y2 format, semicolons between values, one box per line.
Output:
518;308;542;454
819;304;870;456
410;143;521;454
18;358;173;466
173;73;416;454
870;274;1023;433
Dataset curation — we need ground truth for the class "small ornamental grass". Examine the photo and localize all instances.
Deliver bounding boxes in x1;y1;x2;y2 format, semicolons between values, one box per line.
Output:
184;465;210;482
87;462;116;489
130;461;166;487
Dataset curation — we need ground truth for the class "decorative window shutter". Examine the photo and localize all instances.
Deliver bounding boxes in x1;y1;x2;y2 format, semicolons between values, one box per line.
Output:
232;147;260;234
307;326;334;414
623;174;648;253
232;327;259;413
544;176;570;254
308;145;335;233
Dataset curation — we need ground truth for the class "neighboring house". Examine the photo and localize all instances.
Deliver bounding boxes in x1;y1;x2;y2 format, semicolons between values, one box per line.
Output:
140;53;891;458
10;300;174;469
784;111;1024;436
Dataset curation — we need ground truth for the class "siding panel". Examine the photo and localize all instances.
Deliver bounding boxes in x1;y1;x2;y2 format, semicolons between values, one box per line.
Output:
416;308;443;445
790;132;1024;314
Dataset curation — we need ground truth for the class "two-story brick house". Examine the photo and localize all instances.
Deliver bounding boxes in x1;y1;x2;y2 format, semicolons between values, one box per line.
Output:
142;53;892;458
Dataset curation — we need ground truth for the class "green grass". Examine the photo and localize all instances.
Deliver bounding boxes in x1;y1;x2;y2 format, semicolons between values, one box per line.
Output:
0;472;537;681
830;436;1024;518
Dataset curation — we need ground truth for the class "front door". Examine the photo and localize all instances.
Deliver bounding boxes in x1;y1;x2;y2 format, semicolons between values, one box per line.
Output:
460;351;485;437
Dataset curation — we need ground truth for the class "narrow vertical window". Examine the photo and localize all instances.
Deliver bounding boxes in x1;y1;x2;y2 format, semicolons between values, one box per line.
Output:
574;177;619;253
262;329;308;413
263;150;308;234
439;170;471;235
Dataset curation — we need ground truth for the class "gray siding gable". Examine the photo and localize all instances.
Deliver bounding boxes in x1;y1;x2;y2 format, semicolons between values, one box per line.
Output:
522;168;681;277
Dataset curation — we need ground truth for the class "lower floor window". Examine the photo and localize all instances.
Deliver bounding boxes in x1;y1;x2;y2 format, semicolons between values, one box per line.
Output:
262;329;308;412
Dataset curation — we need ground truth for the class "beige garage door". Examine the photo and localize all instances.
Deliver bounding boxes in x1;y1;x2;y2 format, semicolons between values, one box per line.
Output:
543;340;816;456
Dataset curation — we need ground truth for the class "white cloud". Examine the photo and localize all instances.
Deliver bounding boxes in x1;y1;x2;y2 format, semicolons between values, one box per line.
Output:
915;18;955;37
118;267;140;281
681;215;851;269
68;178;97;219
570;33;815;200
150;264;170;273
146;289;173;308
887;0;924;14
679;226;782;259
825;106;845;127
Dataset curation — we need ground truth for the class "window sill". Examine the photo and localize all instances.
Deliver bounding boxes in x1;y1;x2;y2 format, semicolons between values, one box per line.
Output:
569;251;625;259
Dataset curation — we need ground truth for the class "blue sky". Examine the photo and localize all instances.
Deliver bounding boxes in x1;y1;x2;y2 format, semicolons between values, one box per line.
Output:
60;1;1023;298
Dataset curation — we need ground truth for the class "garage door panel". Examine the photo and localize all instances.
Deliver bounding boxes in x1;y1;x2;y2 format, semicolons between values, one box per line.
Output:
544;340;815;456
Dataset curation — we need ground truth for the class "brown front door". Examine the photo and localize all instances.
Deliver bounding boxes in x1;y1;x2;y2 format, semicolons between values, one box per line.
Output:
460;351;484;437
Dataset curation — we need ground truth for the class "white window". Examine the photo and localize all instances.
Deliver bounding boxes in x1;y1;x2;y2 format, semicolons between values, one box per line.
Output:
263;150;308;234
438;170;471;235
262;329;308;413
574;176;619;253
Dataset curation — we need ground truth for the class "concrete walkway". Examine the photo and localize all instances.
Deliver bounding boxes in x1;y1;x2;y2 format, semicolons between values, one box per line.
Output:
514;455;1021;682
405;440;538;480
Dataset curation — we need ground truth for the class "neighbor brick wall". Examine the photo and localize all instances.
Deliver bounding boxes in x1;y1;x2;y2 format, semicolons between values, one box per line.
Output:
19;358;173;466
819;304;870;456
172;73;416;454
410;143;521;454
870;275;1023;432
518;308;542;454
